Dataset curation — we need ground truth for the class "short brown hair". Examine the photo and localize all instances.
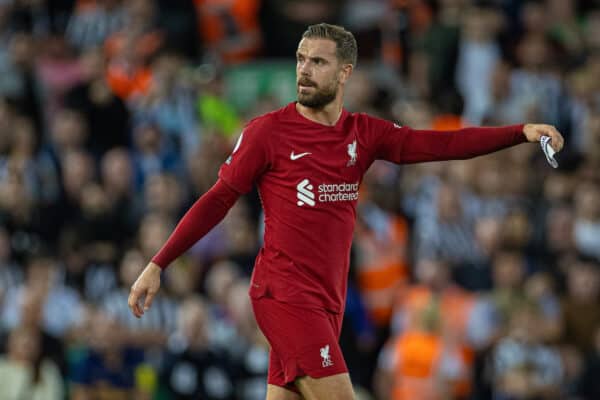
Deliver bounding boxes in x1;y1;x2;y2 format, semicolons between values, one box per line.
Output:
302;23;357;67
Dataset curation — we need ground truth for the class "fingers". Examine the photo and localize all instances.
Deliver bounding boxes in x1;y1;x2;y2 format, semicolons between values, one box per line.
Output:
127;265;161;318
548;126;564;152
539;125;564;152
128;287;144;318
143;288;157;312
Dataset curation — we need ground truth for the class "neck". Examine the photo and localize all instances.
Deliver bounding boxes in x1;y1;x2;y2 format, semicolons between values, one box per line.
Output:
296;96;344;126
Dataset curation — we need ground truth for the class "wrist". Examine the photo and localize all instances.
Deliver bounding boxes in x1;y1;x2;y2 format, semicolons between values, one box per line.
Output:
147;262;163;273
518;123;529;142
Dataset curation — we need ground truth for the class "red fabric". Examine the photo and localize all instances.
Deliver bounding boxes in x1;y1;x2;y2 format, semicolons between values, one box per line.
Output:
218;102;527;315
374;119;526;164
251;296;347;389
151;179;240;269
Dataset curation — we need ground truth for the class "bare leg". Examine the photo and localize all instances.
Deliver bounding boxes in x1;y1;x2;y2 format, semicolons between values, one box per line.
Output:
267;384;304;400
295;373;355;400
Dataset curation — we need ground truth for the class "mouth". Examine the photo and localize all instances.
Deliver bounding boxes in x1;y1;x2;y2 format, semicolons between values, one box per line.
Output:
298;80;316;91
298;85;314;92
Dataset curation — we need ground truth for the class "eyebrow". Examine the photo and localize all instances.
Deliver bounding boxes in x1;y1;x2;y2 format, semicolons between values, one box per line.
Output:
296;52;330;63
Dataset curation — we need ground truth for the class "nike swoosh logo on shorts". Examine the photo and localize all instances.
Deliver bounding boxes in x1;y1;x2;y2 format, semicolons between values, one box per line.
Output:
290;151;311;160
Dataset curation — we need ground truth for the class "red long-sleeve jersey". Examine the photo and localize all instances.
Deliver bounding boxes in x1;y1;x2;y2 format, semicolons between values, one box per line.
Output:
153;102;526;313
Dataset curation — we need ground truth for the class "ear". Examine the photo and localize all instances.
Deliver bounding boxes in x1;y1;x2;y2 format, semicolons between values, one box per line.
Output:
338;63;353;85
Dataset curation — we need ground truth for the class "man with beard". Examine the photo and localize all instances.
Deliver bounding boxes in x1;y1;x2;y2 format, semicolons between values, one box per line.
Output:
128;24;564;399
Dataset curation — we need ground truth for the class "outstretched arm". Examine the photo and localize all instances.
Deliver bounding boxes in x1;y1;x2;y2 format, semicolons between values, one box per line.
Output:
128;178;241;317
377;123;564;164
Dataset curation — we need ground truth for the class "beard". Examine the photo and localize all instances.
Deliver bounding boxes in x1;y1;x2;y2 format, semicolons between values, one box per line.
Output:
297;77;338;109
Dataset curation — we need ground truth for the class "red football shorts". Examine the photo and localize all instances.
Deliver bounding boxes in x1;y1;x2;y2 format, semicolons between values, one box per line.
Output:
251;295;348;392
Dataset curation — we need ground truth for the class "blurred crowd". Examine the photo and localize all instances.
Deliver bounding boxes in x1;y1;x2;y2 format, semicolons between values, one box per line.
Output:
0;0;599;399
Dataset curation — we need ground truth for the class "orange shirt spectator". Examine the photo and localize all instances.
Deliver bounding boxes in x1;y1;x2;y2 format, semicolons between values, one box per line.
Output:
356;215;409;326
103;0;164;100
390;329;470;400
194;0;262;64
391;280;477;398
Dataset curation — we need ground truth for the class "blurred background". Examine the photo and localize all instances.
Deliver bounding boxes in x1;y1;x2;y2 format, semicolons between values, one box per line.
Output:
0;0;599;399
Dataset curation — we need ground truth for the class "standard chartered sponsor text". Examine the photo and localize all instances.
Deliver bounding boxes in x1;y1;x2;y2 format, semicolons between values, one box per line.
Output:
318;182;359;203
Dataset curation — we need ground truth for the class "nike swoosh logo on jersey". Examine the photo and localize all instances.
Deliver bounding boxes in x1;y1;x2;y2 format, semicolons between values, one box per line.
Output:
290;151;311;160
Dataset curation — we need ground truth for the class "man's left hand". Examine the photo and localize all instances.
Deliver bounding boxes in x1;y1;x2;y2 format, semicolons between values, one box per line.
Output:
523;124;564;152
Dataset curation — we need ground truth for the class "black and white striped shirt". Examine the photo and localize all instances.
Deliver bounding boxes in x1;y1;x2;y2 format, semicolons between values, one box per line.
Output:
66;5;125;50
102;287;179;335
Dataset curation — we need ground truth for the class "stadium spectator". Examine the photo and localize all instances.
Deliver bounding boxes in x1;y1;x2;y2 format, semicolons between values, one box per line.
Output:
491;303;563;400
130;52;199;157
562;257;600;353
69;309;143;400
161;294;236;399
2;252;82;339
65;0;126;51
65;47;131;157
0;326;63;400
225;279;269;399
193;0;262;64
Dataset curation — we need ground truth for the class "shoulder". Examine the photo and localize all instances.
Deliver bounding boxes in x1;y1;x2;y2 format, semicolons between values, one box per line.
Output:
236;105;292;156
345;112;401;151
348;111;399;131
369;113;402;129
243;104;287;135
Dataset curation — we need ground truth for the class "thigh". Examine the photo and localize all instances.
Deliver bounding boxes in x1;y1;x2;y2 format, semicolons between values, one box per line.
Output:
295;372;355;400
267;384;304;400
268;349;302;394
251;297;348;385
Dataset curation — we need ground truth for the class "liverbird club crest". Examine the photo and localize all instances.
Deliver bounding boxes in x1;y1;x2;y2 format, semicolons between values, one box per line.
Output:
347;140;357;166
320;345;333;367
